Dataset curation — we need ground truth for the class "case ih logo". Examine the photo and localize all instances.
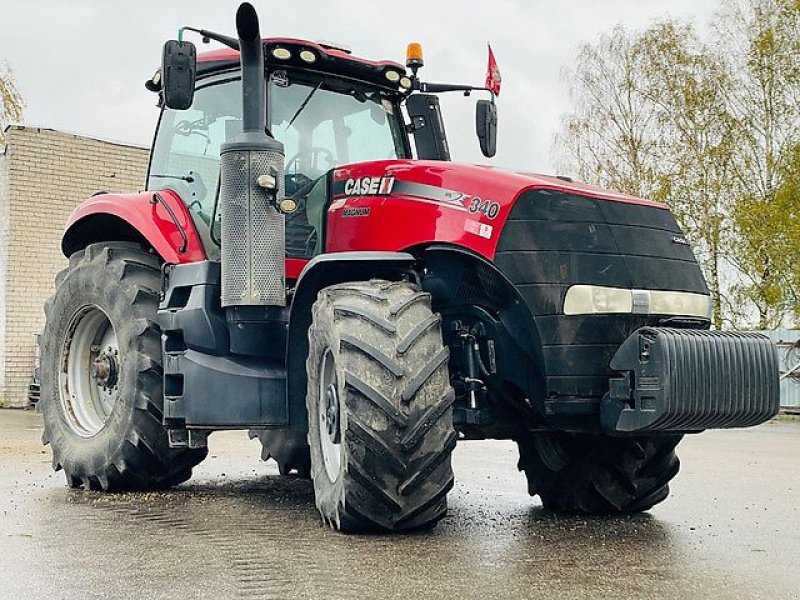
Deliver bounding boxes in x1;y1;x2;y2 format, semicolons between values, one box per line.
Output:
344;176;395;196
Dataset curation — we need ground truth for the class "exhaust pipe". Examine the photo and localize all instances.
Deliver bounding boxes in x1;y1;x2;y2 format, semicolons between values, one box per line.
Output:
220;2;286;308
237;2;266;133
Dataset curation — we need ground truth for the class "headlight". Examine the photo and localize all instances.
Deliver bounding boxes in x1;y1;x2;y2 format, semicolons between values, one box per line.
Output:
563;285;633;315
564;285;711;318
645;290;712;318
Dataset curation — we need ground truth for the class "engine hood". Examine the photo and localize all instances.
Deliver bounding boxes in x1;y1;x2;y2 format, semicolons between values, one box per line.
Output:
329;159;670;260
334;159;667;211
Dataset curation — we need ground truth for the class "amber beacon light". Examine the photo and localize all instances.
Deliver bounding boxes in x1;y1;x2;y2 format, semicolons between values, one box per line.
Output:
406;42;424;76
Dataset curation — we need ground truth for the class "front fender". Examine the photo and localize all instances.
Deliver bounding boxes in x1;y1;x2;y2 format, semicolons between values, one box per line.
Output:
420;244;547;405
286;251;417;429
62;189;206;263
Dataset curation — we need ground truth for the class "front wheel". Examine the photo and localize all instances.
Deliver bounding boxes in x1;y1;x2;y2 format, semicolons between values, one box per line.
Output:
306;280;456;532
517;432;682;514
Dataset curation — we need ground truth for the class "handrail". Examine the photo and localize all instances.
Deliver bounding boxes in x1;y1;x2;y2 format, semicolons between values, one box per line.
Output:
150;192;188;254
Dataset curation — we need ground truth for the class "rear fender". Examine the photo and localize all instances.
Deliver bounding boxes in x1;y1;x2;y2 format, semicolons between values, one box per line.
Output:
62;190;206;263
286;252;417;429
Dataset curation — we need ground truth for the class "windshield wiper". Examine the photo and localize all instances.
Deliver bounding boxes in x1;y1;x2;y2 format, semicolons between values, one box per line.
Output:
150;173;195;183
288;79;324;127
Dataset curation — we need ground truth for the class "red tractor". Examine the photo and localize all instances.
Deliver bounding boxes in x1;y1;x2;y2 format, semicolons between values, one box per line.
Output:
40;4;779;532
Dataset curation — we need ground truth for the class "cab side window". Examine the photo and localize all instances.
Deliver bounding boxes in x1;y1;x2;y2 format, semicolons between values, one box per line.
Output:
148;78;242;222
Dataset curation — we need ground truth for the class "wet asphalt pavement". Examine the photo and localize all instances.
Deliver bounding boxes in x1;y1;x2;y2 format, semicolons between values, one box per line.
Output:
1;409;798;599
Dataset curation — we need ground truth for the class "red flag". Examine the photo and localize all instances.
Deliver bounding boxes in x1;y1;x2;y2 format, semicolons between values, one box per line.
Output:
485;44;501;96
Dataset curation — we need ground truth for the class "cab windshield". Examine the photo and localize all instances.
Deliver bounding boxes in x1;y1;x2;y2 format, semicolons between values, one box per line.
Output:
147;70;408;219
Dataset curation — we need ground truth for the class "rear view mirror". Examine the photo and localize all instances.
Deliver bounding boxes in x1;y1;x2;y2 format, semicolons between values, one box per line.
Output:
476;99;497;158
162;40;197;110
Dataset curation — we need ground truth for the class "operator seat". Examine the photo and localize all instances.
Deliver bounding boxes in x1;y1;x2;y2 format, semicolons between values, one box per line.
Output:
285;174;326;258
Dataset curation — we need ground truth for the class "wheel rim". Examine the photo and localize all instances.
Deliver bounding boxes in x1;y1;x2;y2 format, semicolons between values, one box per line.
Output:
318;348;342;483
58;305;120;437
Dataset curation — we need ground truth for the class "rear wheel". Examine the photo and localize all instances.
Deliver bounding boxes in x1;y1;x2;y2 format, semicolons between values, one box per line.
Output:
40;242;207;490
248;429;311;477
306;280;456;532
517;432;682;514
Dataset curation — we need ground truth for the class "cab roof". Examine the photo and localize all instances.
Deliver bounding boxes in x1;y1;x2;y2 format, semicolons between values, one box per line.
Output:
197;37;408;92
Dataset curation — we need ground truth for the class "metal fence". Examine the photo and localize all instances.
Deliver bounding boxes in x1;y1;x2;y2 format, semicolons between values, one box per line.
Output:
758;329;800;410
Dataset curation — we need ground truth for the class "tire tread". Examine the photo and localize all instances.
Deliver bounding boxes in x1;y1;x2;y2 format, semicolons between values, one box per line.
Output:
306;279;455;532
41;242;206;491
517;432;682;514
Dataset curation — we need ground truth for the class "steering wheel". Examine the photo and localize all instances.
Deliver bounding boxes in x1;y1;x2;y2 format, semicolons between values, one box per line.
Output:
284;172;315;196
285;147;335;181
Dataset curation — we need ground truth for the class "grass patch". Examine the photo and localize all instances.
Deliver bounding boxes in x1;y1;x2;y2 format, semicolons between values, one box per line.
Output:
771;413;800;424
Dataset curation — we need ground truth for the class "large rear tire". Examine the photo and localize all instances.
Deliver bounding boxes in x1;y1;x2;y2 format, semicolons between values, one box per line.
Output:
40;242;207;490
517;432;682;514
306;280;456;532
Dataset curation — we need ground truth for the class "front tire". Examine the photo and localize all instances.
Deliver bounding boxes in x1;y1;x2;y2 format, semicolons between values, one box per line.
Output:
306;280;456;532
40;243;207;490
517;432;682;514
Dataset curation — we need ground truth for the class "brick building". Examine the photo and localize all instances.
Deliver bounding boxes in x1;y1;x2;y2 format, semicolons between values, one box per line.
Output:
0;126;149;407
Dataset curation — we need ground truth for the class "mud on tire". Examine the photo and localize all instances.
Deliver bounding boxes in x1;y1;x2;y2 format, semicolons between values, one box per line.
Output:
517;432;682;514
306;280;456;532
40;242;207;490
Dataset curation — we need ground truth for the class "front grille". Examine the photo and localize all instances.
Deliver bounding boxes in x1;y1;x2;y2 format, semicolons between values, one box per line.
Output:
494;188;708;397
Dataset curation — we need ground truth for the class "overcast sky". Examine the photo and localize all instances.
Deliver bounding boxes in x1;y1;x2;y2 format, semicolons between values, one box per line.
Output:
0;0;718;173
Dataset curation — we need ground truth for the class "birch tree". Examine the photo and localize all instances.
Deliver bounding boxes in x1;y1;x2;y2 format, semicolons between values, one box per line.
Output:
715;0;800;328
554;27;669;202
554;0;800;328
554;22;735;328
635;22;739;329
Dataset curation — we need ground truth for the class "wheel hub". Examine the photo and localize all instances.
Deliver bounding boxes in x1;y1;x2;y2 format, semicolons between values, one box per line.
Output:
324;383;340;441
91;349;119;388
318;349;342;483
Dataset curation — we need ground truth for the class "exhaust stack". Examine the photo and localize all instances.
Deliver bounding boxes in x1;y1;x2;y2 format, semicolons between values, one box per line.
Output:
220;2;286;307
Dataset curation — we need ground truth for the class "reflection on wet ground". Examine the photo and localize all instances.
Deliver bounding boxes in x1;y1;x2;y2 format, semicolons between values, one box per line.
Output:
1;410;797;599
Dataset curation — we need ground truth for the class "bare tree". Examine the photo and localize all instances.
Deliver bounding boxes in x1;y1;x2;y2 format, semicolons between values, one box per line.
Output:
0;61;24;145
554;27;669;202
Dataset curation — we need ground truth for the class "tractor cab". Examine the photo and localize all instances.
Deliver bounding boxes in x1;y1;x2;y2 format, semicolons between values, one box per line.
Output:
148;39;419;259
